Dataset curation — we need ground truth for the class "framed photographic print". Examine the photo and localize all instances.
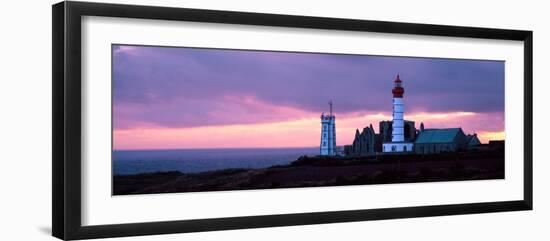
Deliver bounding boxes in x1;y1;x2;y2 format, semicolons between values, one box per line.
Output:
52;1;533;240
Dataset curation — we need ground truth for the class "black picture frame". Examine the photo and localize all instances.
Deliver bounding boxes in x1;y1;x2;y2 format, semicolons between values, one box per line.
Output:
52;1;533;240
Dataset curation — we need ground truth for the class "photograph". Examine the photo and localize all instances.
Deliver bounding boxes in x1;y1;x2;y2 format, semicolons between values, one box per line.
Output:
112;44;505;195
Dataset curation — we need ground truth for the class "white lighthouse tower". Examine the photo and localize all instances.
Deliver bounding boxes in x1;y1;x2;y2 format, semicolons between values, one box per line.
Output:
383;75;414;153
320;101;337;156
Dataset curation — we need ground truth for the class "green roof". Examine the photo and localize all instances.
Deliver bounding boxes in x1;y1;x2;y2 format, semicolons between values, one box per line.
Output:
415;128;463;144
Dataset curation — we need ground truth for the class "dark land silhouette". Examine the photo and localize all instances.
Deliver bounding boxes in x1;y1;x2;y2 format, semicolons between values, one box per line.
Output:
113;148;504;195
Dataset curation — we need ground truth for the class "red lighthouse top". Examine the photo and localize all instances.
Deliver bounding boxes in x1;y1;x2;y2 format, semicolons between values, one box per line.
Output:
392;74;404;98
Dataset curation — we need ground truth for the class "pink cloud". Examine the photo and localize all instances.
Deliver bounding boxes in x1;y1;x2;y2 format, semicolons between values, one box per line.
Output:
114;95;319;130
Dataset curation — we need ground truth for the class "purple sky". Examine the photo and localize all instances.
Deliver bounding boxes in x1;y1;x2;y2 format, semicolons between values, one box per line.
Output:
113;44;504;131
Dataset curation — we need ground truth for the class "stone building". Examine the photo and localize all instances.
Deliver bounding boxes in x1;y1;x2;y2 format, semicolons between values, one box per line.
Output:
414;128;469;154
379;120;417;143
344;120;418;156
344;124;377;156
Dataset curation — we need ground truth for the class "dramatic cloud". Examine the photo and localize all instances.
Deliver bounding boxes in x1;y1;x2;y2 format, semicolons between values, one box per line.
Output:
112;44;505;149
113;45;504;130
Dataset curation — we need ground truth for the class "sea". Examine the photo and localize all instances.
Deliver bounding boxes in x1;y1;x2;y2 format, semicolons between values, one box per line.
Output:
113;147;318;175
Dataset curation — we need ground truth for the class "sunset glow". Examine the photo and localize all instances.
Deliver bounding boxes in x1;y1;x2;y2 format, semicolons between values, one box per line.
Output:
112;45;504;150
114;110;504;150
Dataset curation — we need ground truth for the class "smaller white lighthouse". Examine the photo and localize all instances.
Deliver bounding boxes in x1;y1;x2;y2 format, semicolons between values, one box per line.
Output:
320;101;337;156
383;74;414;153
